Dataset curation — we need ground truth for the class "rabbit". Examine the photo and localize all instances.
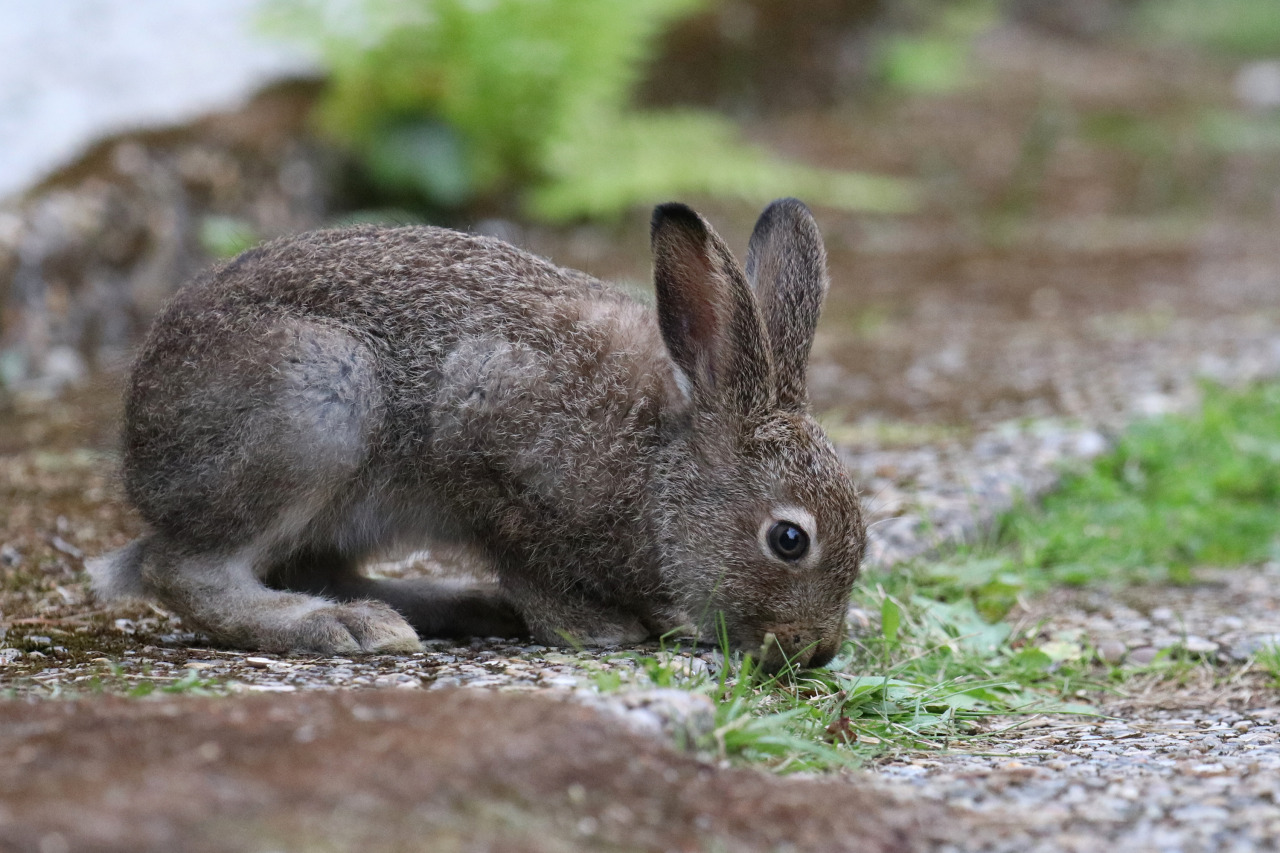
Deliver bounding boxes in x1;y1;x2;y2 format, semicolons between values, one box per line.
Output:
89;198;866;668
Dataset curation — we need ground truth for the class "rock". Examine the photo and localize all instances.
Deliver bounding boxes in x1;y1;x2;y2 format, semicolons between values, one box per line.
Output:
1236;61;1280;110
1126;646;1160;666
577;688;716;742
1228;634;1280;662
1181;636;1218;655
1097;641;1127;664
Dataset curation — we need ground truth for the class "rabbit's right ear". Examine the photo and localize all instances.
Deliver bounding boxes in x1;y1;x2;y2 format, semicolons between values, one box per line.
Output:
651;203;773;417
745;198;829;413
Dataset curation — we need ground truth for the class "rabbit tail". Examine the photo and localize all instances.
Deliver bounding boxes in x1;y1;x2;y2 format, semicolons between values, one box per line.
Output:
87;537;151;601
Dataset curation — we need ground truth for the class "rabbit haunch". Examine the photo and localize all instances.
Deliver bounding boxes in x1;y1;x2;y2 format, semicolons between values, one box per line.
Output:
90;199;866;668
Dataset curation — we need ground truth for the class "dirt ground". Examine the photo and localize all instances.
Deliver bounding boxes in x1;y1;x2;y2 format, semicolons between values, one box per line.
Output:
0;690;954;853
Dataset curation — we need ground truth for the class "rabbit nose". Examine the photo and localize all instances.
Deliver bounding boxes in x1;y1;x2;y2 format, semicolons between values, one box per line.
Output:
758;623;843;670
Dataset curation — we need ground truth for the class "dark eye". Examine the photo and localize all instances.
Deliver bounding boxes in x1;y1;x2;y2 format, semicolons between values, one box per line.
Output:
767;521;810;561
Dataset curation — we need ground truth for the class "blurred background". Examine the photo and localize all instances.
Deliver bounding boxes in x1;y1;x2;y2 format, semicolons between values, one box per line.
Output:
2;0;1279;438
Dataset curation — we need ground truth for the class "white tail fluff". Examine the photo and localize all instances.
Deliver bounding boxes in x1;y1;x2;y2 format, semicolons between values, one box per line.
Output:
86;539;149;601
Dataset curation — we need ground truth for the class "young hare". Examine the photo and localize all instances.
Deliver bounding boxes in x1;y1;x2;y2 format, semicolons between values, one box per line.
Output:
91;199;865;668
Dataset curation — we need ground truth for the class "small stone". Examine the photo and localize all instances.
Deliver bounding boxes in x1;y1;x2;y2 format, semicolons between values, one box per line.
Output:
1074;431;1107;457
1170;802;1230;821
1182;636;1218;655
1127;646;1160;665
1097;640;1127;664
1187;763;1228;777
1229;634;1280;662
195;741;222;762
1236;60;1280;109
49;536;83;560
244;657;274;669
1150;607;1175;623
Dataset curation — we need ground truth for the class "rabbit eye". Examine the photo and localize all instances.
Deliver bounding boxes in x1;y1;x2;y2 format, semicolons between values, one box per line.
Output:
767;521;809;561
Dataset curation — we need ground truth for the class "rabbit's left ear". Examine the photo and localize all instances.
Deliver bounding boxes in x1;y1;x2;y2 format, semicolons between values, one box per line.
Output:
651;203;773;418
745;198;829;413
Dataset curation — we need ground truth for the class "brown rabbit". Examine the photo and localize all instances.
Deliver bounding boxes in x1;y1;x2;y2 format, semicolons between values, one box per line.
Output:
89;199;865;668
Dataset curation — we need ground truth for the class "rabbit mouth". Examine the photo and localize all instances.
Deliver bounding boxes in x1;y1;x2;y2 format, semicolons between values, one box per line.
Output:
754;627;842;672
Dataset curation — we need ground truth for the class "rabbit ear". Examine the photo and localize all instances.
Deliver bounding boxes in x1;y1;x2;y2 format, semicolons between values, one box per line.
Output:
744;198;829;412
651;203;773;416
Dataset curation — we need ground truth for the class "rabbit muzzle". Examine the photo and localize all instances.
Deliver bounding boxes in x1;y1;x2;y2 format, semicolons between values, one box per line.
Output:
755;621;844;672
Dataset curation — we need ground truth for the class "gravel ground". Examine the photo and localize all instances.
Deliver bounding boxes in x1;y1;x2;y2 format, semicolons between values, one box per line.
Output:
875;706;1280;853
7;394;1280;851
864;563;1280;853
5;306;1280;853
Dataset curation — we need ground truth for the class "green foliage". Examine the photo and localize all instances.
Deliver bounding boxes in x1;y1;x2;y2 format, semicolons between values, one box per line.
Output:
266;0;916;220
873;1;998;95
1254;642;1280;687
1000;382;1280;585
200;216;261;259
617;579;1093;771
1135;0;1280;59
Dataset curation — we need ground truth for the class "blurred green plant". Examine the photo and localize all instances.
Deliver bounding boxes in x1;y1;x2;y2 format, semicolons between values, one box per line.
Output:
199;215;261;259
1135;0;1280;59
873;0;998;95
265;0;915;221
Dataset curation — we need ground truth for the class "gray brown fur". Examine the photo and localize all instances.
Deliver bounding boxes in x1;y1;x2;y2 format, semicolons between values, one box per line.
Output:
89;199;865;666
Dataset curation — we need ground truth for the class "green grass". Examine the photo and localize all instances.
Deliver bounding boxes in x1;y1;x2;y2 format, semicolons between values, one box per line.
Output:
629;381;1280;770
610;575;1100;772
999;382;1280;587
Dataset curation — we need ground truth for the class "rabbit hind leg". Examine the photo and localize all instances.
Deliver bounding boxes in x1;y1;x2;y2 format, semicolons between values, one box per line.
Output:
138;535;421;654
265;547;529;641
129;320;419;654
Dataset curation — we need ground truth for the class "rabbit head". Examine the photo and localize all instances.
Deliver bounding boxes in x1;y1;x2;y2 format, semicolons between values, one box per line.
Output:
651;200;865;670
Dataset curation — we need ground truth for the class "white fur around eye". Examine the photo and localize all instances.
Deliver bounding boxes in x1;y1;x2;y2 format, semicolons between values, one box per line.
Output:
757;506;820;567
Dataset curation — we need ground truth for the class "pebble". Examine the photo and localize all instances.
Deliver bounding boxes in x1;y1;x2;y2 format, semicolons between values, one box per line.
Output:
1097;641;1127;664
1127;646;1159;665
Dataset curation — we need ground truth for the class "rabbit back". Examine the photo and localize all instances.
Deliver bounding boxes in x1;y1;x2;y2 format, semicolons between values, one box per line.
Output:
124;225;677;573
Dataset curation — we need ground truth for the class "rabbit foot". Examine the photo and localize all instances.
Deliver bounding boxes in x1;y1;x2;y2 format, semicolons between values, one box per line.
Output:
330;577;529;641
286;601;423;655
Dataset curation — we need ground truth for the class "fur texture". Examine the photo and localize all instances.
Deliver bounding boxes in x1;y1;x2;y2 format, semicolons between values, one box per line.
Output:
89;199;865;666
